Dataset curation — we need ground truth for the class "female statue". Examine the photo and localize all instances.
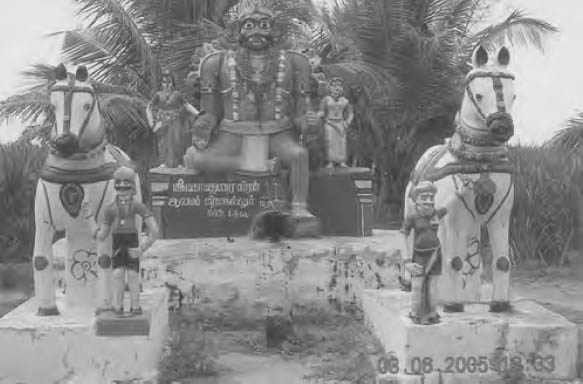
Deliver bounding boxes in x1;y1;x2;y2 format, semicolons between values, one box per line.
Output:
318;77;354;168
146;70;199;168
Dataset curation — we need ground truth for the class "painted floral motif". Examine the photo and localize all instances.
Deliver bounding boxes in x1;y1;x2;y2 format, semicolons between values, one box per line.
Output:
70;249;98;283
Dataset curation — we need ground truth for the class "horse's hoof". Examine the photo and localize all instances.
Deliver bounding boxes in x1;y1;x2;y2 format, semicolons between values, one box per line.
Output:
443;303;464;313
37;306;60;316
490;301;511;313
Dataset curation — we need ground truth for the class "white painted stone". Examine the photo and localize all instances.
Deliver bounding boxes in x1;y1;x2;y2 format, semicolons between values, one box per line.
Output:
0;287;168;384
141;230;403;315
363;289;579;384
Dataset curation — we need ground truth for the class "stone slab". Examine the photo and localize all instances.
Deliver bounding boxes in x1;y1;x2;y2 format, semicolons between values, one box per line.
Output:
149;166;373;238
363;289;579;384
0;287;169;384
95;311;151;337
140;230;403;317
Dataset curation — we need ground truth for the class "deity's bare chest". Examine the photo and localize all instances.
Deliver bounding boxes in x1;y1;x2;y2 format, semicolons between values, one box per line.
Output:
222;51;291;120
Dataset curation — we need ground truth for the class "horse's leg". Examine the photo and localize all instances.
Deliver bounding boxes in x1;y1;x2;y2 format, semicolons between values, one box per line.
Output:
33;181;59;316
441;204;473;312
487;185;514;312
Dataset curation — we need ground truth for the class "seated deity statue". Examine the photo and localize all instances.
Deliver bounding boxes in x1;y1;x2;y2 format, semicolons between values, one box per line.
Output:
147;69;199;168
318;77;354;168
183;0;322;219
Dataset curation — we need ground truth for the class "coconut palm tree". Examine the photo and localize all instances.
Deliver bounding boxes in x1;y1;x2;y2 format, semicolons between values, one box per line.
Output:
310;0;558;224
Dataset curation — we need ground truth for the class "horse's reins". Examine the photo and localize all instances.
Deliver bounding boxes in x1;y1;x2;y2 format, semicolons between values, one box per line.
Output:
50;77;103;155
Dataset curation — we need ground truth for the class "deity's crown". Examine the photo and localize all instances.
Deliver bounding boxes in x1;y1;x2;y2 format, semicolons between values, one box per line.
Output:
238;0;277;19
411;181;436;200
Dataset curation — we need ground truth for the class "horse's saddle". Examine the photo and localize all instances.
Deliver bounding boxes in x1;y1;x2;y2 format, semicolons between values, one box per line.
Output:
410;144;513;188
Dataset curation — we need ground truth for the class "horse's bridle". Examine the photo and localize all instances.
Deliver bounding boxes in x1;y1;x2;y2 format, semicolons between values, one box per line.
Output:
50;77;100;141
464;71;515;121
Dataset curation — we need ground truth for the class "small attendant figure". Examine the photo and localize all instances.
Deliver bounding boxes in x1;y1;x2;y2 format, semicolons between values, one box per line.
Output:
92;167;159;316
400;181;468;325
318;77;354;168
146;69;199;168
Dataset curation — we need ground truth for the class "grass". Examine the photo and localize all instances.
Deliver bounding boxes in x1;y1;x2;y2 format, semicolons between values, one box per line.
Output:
157;304;381;384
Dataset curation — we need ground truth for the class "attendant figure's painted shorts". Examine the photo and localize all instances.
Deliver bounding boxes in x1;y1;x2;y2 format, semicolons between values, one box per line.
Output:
112;233;140;272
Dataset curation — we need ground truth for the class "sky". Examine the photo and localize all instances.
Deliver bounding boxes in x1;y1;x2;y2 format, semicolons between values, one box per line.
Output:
0;0;580;145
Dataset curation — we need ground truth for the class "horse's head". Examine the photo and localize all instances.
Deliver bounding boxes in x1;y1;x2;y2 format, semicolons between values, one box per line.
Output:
459;45;516;144
49;64;105;159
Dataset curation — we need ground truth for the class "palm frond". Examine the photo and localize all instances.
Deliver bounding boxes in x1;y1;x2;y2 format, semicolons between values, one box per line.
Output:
71;0;161;92
466;10;558;55
0;91;53;126
546;111;583;155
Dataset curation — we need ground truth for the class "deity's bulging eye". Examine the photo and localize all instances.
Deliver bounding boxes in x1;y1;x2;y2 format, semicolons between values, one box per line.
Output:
243;20;255;29
83;103;91;111
259;19;272;29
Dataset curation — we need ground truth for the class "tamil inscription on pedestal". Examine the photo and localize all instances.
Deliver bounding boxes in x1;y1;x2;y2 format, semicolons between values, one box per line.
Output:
157;173;289;238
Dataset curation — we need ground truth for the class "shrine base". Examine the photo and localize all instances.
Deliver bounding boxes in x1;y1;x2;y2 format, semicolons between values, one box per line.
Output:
0;287;168;384
141;230;403;319
363;289;580;384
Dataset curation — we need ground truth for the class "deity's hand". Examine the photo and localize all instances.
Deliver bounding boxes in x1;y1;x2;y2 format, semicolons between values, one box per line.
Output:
404;262;425;277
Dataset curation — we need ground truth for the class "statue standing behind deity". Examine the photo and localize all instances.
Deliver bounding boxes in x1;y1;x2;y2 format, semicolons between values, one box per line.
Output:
319;77;354;168
146;70;200;168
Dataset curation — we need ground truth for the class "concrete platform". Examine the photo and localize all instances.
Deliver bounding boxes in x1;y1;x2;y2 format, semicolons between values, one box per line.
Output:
140;230;403;317
0;287;168;384
363;289;580;384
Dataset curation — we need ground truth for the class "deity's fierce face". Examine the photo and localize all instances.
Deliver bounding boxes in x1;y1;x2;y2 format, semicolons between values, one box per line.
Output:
329;80;344;98
239;11;275;51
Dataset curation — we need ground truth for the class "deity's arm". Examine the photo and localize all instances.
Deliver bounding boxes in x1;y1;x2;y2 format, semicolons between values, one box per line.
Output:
289;51;315;129
135;202;159;252
176;91;199;117
194;52;224;142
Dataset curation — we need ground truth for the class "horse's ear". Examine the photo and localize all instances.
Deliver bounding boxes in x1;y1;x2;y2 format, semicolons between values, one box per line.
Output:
55;64;68;81
497;47;510;66
472;45;489;68
76;66;89;82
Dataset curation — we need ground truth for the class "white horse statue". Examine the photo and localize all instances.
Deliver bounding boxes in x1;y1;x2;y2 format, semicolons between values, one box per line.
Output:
403;45;516;313
33;64;142;316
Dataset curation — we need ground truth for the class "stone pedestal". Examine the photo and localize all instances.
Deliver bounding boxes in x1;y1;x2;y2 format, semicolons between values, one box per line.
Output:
140;230;403;319
363;289;580;384
0;287;169;384
149;166;373;238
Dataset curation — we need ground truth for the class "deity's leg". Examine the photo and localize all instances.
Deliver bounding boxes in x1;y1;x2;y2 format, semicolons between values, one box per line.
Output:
33;181;59;316
269;130;309;212
184;132;243;172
